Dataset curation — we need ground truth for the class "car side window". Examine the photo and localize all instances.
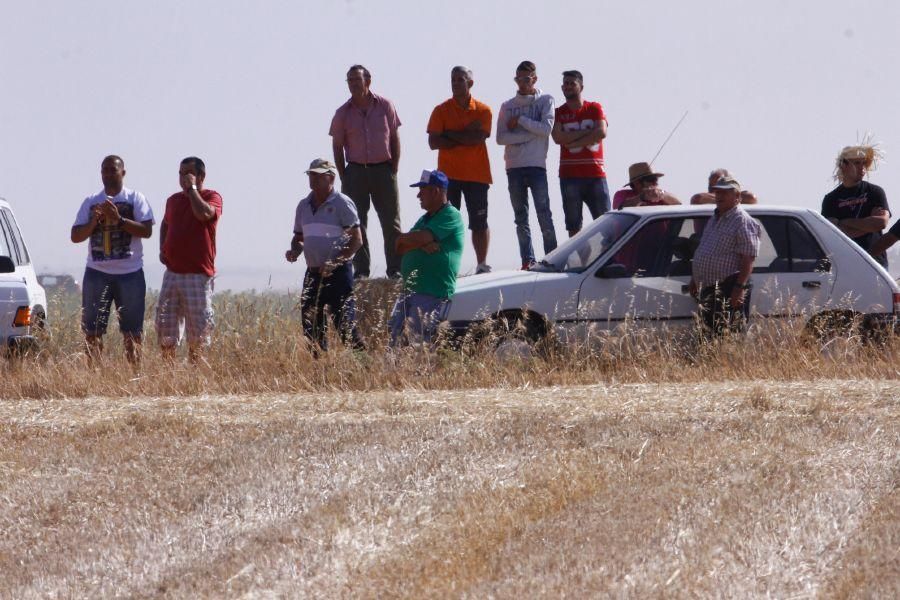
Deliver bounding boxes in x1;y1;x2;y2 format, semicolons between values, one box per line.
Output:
1;209;30;265
755;216;826;273
609;217;707;278
0;215;12;259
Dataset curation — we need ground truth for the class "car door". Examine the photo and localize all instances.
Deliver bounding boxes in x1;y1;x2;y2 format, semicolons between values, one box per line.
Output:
747;214;835;317
577;215;701;331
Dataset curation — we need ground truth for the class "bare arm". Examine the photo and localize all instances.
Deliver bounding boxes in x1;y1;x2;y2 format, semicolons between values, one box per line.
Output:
332;138;346;181
443;129;489;146
691;192;715;205
159;220;168;265
186;188;217;221
870;232;899;256
740;191;758;204
285;232;304;263
838;209;890;235
395;229;436;256
389;130;400;174
565;120;607;148
70;207;101;243
429;131;457;150
730;254;756;308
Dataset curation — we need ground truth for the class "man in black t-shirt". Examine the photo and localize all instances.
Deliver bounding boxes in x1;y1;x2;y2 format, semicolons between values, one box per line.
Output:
822;144;890;266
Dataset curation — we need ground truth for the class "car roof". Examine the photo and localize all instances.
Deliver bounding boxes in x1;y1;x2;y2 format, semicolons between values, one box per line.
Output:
616;204;819;217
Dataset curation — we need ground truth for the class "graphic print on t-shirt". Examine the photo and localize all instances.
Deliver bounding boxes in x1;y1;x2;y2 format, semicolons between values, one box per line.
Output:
89;202;135;261
561;119;601;154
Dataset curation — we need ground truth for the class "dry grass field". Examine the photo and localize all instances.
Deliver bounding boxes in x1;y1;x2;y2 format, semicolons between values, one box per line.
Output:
1;288;899;597
1;381;897;598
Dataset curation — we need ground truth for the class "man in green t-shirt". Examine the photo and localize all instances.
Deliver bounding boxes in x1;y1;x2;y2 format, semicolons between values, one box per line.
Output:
389;169;465;346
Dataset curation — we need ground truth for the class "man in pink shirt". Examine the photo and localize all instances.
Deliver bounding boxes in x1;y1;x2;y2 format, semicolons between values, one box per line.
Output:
330;64;403;279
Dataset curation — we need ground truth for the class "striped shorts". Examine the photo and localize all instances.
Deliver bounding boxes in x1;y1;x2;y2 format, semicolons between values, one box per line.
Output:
155;270;214;347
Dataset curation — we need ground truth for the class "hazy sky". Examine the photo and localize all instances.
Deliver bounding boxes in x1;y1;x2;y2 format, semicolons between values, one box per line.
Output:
2;0;899;290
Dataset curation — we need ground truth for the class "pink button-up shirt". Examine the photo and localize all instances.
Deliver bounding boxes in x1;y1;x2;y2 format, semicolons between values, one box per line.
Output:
329;92;401;165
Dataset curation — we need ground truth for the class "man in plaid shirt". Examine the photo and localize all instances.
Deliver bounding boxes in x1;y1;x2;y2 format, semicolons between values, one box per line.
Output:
689;176;760;335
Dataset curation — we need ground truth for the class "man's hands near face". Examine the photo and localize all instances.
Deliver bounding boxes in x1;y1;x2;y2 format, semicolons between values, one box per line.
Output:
180;172;198;193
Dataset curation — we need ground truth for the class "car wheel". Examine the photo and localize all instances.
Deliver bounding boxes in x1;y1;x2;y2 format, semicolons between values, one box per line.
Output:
804;310;860;344
491;311;552;359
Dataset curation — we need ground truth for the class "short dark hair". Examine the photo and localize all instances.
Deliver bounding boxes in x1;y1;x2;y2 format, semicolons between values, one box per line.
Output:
562;70;584;83
516;61;536;73
180;156;206;177
102;155;124;168
347;64;371;82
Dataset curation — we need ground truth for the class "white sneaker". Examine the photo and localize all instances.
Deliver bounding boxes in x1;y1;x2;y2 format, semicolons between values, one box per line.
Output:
475;263;492;274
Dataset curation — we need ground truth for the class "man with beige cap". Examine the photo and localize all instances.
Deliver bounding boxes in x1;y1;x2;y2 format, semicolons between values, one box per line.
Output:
691;168;758;205
689;175;760;336
821;143;890;267
613;162;681;209
286;158;365;352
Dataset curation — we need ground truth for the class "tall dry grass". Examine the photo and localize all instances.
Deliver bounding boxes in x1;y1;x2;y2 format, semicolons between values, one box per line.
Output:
2;281;899;400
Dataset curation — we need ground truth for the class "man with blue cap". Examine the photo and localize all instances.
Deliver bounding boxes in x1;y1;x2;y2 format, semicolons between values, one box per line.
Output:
389;169;465;346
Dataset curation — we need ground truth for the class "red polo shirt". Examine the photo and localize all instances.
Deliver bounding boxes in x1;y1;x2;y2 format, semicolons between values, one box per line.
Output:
161;189;223;276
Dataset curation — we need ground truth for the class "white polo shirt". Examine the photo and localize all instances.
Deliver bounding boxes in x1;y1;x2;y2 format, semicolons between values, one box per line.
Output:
293;190;359;268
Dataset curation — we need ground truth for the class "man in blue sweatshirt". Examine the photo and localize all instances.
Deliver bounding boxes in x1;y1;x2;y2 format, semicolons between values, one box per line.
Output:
496;61;557;270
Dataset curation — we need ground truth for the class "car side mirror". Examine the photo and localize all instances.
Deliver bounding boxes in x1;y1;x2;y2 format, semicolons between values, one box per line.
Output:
0;256;15;274
596;263;629;278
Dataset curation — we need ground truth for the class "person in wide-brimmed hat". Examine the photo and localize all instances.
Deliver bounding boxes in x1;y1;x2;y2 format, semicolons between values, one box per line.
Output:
612;162;681;209
821;141;890;266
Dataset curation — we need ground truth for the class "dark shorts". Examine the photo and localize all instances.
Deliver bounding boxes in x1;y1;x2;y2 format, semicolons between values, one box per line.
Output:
447;180;489;231
81;267;147;336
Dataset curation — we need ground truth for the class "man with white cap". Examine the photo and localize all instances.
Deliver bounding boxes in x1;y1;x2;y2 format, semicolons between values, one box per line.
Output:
389;169;465;346
689;175;761;335
286;158;365;352
821;144;890;267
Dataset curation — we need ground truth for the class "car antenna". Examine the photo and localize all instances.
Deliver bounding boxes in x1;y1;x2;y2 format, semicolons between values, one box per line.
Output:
649;110;689;166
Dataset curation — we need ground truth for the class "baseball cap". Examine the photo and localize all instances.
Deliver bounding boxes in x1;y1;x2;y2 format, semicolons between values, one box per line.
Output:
305;158;337;176
710;176;741;192
410;169;449;189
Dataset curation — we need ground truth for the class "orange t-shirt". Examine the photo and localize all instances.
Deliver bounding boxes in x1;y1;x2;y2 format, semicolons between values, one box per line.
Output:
427;97;492;184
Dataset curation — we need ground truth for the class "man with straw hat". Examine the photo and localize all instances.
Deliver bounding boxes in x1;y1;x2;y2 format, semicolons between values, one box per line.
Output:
613;162;681;209
822;143;890;266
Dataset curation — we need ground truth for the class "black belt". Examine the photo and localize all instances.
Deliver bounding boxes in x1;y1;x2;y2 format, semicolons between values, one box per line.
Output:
348;161;391;168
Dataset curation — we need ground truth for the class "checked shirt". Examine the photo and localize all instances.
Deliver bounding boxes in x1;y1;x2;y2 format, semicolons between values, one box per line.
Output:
692;206;761;288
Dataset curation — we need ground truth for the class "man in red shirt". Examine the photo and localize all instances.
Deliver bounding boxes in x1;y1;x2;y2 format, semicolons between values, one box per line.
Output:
551;70;609;237
156;156;223;361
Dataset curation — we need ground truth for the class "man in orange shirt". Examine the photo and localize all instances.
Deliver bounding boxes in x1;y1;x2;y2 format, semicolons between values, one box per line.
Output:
427;66;493;274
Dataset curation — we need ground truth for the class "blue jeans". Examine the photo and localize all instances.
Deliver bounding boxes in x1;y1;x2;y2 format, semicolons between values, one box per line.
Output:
81;267;146;336
507;167;557;266
388;293;450;347
560;177;610;232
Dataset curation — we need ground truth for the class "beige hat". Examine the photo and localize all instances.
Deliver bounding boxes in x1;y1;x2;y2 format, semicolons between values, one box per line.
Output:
710;176;742;192
305;158;337;176
627;162;664;186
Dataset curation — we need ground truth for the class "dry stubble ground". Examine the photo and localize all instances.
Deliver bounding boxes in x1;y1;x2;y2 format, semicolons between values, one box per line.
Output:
1;379;898;598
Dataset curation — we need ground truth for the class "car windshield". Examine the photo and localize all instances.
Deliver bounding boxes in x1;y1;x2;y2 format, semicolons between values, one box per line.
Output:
534;212;639;273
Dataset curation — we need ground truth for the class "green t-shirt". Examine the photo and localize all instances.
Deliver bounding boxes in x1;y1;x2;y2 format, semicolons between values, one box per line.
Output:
401;204;464;298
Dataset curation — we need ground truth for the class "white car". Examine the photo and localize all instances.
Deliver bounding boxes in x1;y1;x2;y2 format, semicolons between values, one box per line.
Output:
446;205;900;341
0;197;47;354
